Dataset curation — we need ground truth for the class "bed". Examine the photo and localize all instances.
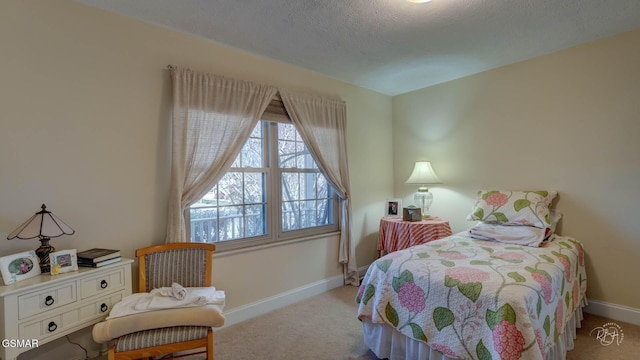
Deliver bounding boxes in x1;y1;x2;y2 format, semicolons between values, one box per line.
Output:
356;191;587;360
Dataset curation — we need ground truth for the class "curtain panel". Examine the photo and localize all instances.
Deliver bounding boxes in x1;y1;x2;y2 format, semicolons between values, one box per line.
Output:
166;68;357;285
280;89;358;286
166;67;277;242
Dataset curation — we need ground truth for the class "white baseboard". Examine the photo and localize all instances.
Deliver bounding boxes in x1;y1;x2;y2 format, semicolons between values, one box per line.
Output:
221;274;345;329
584;298;640;326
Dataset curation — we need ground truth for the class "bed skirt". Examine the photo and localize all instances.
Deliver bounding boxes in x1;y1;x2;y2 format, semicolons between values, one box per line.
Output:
362;299;587;360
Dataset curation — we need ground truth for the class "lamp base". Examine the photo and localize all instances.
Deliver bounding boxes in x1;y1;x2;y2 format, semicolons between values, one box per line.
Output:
35;237;55;273
414;190;434;219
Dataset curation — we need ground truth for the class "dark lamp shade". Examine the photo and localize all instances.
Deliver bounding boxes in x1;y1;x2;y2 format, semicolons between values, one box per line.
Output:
7;204;75;240
7;204;75;273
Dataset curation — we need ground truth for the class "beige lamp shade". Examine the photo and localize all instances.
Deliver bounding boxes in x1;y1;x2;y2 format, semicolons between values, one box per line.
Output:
405;161;441;185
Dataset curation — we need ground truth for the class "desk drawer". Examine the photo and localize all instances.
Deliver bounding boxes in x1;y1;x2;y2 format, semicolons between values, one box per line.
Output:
19;306;81;341
18;281;77;320
18;294;124;342
80;293;123;321
80;268;125;299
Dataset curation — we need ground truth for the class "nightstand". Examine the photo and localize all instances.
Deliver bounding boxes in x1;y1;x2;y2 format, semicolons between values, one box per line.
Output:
0;259;132;360
378;217;452;257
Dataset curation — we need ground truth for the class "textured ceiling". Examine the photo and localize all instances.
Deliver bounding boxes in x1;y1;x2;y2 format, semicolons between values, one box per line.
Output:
77;0;640;95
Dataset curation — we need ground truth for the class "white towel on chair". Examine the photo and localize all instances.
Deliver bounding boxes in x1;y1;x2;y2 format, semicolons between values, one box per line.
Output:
106;289;226;319
149;282;188;300
133;286;223;311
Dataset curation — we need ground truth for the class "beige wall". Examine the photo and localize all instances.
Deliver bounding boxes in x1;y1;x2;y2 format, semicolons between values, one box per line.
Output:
3;0;638;358
0;0;390;352
393;29;640;309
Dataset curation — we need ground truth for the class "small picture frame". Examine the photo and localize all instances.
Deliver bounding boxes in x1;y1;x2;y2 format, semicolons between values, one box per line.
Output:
50;249;78;275
385;199;402;217
0;250;42;285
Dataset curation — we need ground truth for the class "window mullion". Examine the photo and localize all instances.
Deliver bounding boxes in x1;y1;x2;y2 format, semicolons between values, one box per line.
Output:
267;122;280;240
185;207;192;241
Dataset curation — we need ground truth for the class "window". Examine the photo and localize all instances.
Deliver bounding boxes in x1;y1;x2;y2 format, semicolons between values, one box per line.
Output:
187;120;338;250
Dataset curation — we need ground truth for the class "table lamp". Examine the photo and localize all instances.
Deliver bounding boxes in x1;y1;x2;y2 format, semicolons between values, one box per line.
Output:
405;161;442;218
7;204;75;273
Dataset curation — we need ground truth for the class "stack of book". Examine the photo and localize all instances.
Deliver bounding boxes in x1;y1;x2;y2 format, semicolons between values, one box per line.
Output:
77;248;121;268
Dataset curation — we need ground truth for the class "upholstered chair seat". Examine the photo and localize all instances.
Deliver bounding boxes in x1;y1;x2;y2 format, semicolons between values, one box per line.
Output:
95;243;221;360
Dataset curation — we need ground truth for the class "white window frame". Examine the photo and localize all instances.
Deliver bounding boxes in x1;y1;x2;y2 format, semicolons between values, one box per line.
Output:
185;120;339;251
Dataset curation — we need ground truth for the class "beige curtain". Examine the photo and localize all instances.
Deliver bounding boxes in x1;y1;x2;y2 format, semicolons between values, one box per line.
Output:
280;89;357;286
166;67;277;242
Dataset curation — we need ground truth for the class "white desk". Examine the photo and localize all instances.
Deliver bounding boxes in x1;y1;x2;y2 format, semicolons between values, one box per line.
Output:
0;259;132;360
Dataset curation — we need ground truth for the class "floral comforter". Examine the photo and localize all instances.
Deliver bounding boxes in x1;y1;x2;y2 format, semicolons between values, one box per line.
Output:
356;233;586;360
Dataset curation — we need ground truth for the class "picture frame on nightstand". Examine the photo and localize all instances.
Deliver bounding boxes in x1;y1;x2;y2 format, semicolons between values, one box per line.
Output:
385;198;402;217
0;250;42;285
50;249;78;275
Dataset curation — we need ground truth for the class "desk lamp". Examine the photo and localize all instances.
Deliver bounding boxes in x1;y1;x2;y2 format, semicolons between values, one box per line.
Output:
405;161;441;218
7;204;75;273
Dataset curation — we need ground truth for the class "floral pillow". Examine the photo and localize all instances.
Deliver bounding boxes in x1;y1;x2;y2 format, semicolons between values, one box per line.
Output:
466;190;557;228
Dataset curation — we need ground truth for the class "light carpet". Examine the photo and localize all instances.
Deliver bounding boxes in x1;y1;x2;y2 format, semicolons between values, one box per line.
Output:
206;286;638;359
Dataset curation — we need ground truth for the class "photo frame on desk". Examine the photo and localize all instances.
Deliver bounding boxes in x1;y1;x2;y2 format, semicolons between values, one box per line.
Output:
50;249;78;275
385;199;402;217
0;250;41;285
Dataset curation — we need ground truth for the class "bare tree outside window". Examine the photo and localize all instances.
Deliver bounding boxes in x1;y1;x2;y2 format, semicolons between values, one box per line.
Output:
187;121;336;249
279;123;331;231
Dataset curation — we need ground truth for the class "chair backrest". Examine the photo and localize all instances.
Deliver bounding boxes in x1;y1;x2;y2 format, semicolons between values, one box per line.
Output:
135;243;216;292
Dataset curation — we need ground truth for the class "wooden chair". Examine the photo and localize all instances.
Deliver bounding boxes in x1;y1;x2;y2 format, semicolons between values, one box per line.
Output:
108;243;217;360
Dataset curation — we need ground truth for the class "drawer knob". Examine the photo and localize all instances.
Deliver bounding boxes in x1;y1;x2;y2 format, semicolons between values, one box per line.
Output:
100;280;108;289
45;295;55;306
48;321;58;332
100;303;109;313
